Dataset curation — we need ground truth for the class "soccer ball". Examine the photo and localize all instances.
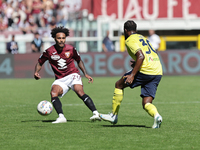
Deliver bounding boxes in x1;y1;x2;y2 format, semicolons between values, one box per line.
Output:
37;100;53;115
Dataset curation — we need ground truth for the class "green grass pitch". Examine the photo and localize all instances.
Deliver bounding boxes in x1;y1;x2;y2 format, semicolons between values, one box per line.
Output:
0;76;200;150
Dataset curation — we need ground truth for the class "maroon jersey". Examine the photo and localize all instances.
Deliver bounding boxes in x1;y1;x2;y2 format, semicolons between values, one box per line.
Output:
38;44;81;79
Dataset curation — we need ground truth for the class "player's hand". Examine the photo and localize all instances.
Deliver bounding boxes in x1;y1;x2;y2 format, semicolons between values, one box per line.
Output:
123;74;134;85
34;72;41;80
85;74;93;83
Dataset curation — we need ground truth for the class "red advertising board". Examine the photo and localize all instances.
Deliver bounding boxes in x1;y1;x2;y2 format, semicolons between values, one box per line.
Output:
1;51;200;78
81;0;200;19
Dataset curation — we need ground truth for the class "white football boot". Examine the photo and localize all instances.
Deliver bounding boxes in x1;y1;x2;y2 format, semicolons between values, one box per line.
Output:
52;114;67;124
99;113;118;124
152;114;162;129
90;111;101;121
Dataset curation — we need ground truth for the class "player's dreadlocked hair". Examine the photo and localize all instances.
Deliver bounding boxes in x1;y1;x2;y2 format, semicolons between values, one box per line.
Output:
51;26;70;38
124;20;137;31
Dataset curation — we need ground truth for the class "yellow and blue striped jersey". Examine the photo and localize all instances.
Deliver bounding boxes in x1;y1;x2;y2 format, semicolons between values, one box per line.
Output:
125;33;163;75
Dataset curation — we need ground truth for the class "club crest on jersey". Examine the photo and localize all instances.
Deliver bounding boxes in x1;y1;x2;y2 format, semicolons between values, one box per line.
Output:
51;55;60;60
65;52;70;58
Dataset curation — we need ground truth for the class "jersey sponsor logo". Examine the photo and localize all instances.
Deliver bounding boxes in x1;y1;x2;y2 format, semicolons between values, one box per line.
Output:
51;55;60;60
149;56;160;62
65;52;70;58
57;58;67;69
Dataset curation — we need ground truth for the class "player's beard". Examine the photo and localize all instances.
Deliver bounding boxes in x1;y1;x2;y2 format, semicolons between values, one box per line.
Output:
58;42;65;48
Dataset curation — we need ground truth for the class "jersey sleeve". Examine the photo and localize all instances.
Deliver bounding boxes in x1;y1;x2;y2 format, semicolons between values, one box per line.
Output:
126;39;141;55
38;51;48;65
72;47;81;62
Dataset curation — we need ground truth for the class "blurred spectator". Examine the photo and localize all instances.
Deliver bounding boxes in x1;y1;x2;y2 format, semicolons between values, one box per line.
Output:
50;16;56;27
0;0;6;17
19;0;28;15
102;30;115;52
28;14;38;33
43;0;54;26
0;16;8;32
31;31;43;52
18;18;30;34
17;1;27;25
0;0;88;41
25;0;33;14
11;7;20;29
43;16;56;37
7;35;18;54
56;2;68;26
31;0;45;27
0;0;73;32
5;1;14;27
148;30;161;51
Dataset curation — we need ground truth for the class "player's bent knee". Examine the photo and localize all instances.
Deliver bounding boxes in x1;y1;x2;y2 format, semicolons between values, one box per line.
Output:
51;85;63;97
74;85;85;97
50;91;59;97
142;97;153;108
115;78;125;89
50;89;62;97
115;80;121;88
75;90;85;98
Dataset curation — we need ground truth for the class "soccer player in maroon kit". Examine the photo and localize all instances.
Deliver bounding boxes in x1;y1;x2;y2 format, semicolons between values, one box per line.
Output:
34;26;101;123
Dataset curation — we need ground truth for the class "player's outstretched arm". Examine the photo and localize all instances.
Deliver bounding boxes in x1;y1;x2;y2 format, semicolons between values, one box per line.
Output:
34;62;42;80
124;50;144;85
77;60;93;83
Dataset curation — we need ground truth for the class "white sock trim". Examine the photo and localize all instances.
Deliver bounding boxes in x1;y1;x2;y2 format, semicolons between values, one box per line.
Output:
154;113;160;119
59;113;65;118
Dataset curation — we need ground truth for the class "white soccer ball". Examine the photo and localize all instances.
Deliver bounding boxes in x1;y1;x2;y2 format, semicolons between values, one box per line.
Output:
37;100;53;115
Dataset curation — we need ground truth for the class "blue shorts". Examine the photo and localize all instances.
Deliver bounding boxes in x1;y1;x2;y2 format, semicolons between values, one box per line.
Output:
124;70;162;99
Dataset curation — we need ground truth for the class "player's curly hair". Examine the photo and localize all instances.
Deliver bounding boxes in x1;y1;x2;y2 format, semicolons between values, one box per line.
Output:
51;26;70;38
124;20;137;31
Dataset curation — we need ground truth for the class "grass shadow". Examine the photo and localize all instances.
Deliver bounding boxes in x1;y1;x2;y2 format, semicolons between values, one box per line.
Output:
21;120;54;123
67;120;91;123
21;119;90;123
102;124;151;128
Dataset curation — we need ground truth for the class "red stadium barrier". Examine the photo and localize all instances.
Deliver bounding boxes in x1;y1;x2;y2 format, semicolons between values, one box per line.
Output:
0;51;200;78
